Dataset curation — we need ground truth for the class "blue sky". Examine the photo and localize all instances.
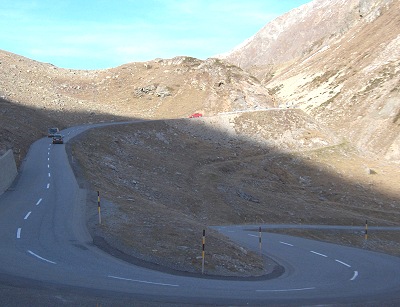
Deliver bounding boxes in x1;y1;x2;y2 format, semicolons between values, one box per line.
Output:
0;0;311;70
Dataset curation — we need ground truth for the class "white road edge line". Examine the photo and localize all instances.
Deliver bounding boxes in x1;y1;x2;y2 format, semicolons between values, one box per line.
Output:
279;241;294;247
17;228;21;239
28;250;57;264
335;259;351;268
350;271;358;281
248;234;258;238
310;250;328;257
36;198;42;206
24;212;32;220
108;275;179;287
257;287;315;292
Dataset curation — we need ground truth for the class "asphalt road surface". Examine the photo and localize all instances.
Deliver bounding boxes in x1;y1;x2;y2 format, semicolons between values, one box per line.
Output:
1;123;400;306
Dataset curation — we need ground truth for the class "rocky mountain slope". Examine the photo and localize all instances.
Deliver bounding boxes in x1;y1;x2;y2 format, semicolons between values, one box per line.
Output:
219;0;362;69
219;0;400;162
73;111;399;275
0;0;399;277
0;51;273;163
0;51;273;120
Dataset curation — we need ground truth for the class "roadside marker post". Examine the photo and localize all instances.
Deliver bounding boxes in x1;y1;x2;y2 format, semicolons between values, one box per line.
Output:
202;229;205;274
365;220;368;240
259;226;262;255
97;191;102;225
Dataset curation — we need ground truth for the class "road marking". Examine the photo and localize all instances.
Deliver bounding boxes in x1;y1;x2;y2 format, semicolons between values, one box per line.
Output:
28;250;56;264
279;241;294;247
108;275;179;287
248;234;258;238
17;228;21;238
335;259;351;268
36;198;43;206
48;164;50;168
48;173;51;177
350;271;358;281
24;212;32;220
48;158;50;161
257;287;315;292
310;251;328;257
46;183;50;189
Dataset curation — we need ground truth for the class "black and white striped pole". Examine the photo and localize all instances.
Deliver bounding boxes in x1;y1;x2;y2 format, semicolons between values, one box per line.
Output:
97;191;102;224
259;226;262;255
365;220;368;240
202;229;205;274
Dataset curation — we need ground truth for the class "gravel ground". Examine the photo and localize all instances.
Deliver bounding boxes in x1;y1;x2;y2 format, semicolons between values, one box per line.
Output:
68;115;400;277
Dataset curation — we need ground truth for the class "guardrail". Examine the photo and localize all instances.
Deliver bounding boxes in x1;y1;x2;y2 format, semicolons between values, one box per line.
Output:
0;149;18;195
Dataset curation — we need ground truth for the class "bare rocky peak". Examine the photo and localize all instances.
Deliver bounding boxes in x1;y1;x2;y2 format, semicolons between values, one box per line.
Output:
219;0;400;161
219;0;393;70
267;0;399;162
218;0;399;162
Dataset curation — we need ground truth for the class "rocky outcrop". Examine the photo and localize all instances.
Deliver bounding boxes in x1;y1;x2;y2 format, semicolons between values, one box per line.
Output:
133;84;172;98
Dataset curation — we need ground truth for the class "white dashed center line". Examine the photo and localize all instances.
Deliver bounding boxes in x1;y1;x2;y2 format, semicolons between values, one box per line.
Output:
279;241;294;247
17;228;21;239
108;275;179;287
310;251;328;257
24;212;32;220
335;259;351;268
257;287;316;292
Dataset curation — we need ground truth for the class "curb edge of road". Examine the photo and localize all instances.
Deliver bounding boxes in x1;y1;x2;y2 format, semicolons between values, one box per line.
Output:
92;235;285;281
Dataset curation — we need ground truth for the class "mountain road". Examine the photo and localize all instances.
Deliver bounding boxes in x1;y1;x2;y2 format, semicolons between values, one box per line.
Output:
0;123;400;306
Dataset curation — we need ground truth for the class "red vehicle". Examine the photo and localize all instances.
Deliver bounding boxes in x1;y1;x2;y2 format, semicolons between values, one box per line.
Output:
189;113;203;118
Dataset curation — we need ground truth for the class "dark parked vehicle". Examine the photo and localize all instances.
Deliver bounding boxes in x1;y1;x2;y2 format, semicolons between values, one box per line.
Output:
52;134;64;144
48;127;59;137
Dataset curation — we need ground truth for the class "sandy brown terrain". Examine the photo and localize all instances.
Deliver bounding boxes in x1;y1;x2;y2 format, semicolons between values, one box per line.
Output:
69;112;400;276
